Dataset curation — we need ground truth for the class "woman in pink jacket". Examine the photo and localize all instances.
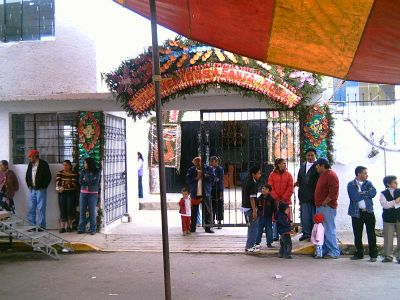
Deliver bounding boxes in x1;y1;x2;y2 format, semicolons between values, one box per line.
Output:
268;158;294;240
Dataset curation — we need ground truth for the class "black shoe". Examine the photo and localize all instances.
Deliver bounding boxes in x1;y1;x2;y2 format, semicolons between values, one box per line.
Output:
299;235;310;241
285;255;293;259
77;230;84;234
369;258;377;262
90;231;96;235
205;228;215;233
267;244;274;248
273;238;279;242
382;257;393;263
59;228;66;233
350;255;363;260
66;227;72;233
190;229;196;233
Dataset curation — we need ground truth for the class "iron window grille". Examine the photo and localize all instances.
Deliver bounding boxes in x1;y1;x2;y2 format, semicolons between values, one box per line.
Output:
0;0;55;43
11;112;78;164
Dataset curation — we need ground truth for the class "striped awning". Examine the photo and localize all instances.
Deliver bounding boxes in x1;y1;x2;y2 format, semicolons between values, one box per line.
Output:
113;0;400;84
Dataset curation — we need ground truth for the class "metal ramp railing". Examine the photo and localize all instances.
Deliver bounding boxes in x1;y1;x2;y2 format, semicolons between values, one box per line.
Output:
0;213;74;259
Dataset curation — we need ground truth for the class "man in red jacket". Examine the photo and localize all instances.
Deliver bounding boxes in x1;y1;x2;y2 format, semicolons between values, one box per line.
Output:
314;158;340;259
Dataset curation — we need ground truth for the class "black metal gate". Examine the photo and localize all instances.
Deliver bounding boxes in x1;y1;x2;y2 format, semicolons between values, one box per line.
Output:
200;110;299;227
103;114;128;225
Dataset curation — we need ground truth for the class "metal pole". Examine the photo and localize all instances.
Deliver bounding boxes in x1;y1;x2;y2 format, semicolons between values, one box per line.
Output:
149;1;171;299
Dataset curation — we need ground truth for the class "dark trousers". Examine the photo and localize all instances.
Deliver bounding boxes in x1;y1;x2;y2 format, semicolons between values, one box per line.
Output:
300;202;315;236
279;234;292;258
58;191;75;222
211;189;224;221
351;210;377;258
191;196;213;231
138;176;143;198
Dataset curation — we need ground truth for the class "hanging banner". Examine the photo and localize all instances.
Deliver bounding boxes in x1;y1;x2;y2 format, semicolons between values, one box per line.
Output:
149;123;181;169
303;105;329;158
77;111;103;169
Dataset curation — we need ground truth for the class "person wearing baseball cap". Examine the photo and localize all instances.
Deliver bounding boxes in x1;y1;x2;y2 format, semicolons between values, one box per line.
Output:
314;157;340;259
25;149;51;229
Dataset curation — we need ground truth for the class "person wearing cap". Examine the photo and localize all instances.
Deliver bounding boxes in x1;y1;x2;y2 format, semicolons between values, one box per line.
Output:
185;156;215;233
314;157;340;259
25;149;51;229
347;166;378;262
294;148;319;242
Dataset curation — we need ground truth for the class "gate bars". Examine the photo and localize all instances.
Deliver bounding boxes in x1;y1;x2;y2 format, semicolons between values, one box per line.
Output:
200;110;300;228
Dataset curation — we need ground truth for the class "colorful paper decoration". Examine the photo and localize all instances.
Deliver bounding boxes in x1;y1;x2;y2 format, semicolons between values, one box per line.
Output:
303;105;330;158
130;63;301;114
77;111;103;169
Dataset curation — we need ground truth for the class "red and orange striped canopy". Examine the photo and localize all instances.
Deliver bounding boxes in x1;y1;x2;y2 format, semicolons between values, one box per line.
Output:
114;0;400;84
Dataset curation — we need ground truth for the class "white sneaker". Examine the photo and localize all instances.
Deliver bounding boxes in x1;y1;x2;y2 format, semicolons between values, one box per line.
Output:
245;246;260;253
254;244;261;249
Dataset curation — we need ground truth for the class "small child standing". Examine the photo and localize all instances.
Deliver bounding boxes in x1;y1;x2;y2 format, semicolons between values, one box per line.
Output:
255;184;276;248
311;213;325;259
276;202;292;259
179;187;191;236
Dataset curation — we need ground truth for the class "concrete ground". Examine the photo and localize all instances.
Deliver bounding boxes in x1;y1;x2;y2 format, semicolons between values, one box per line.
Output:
0;251;399;300
2;210;393;255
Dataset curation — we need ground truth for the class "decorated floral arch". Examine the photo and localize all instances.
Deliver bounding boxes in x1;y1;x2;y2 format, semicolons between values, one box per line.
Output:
105;38;333;161
105;38;322;119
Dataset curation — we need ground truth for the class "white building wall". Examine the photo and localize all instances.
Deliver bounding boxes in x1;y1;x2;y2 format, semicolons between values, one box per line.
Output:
331;114;400;231
0;98;142;230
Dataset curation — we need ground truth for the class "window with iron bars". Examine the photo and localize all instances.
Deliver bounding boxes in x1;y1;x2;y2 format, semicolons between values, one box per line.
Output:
0;0;55;43
11;112;78;164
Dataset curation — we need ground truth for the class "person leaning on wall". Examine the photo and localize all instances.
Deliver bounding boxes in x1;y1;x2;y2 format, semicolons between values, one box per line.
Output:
56;160;78;233
0;160;19;213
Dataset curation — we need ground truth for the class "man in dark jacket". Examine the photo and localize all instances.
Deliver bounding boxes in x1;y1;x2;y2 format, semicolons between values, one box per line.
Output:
210;156;224;228
25;149;51;229
185;156;215;233
295;148;319;241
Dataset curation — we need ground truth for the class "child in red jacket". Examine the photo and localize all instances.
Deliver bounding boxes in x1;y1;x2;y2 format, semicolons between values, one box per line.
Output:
179;187;191;236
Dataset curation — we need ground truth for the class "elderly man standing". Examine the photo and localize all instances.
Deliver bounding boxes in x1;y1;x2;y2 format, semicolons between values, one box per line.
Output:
186;156;215;233
25;150;51;229
314;157;340;259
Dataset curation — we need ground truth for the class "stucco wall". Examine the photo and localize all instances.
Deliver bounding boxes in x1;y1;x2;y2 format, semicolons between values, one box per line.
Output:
331;114;400;231
0;0;98;99
0;98;141;230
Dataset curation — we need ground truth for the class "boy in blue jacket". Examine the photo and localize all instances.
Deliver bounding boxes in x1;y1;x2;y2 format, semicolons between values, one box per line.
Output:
276;202;292;258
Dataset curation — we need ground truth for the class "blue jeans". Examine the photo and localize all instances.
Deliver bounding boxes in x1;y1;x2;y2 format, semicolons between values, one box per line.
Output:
27;188;47;228
273;221;278;239
315;244;323;257
78;193;98;233
138;176;143;198
300;202;316;236
316;206;340;257
256;215;273;245
244;210;259;249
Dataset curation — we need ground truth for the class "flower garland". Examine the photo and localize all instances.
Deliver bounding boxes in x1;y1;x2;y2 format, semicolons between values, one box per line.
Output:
105;37;322;120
